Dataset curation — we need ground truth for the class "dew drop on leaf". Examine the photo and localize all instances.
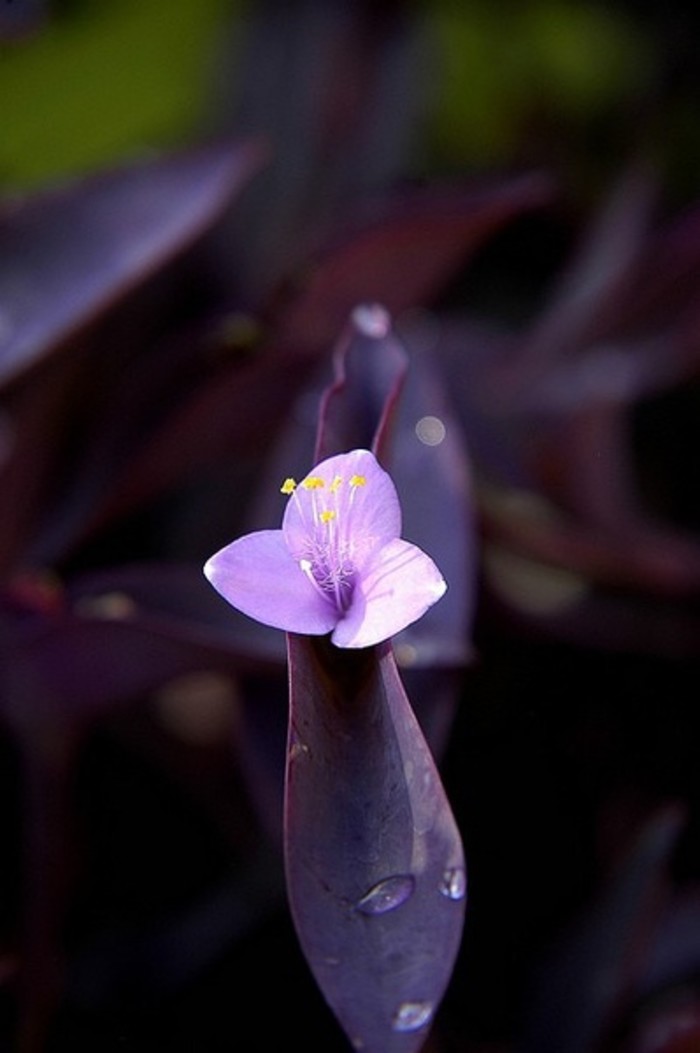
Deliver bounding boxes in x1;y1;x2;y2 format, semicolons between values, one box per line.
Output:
439;866;467;901
391;1000;434;1033
355;874;415;916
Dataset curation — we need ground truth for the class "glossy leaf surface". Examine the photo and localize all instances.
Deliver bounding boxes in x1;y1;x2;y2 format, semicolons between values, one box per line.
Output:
0;142;262;388
285;635;465;1053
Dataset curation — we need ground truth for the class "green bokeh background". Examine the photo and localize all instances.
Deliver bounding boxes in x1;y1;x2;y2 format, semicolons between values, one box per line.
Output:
1;0;232;187
3;1;695;198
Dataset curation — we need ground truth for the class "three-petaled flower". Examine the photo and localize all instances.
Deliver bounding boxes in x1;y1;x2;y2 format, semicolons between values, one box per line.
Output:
204;449;447;648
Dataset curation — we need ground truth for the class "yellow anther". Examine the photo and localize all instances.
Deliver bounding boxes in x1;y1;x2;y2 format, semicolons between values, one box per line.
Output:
349;474;366;488
280;478;297;494
320;510;336;523
329;475;343;493
302;476;325;490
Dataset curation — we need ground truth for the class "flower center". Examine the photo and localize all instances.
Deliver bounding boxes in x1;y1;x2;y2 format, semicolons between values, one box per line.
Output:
300;552;355;613
299;508;356;614
283;470;368;617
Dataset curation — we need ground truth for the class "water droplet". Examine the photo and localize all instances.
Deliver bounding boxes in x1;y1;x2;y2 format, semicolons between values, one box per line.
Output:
352;303;391;339
440;866;467;901
391;1001;434;1033
356;874;415;916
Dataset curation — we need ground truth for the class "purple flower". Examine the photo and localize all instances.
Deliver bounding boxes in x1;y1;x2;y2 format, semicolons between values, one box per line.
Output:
204;449;447;648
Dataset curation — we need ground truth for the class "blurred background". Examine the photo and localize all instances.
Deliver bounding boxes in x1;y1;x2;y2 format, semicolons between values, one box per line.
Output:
2;1;700;1051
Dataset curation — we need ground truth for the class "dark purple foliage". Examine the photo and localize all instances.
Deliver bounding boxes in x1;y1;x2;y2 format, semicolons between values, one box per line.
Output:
2;128;526;1050
0;143;263;388
201;299;471;1050
285;635;465;1053
434;169;700;659
2;8;700;1048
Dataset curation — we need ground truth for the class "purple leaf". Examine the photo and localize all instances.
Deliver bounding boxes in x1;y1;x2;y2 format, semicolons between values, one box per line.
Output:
275;175;552;351
391;322;477;666
223;1;428;299
315;303;408;463
0;591;241;728
509;166;655;389
285;635;465;1053
68;563;286;665
310;305;476;665
0;142;263;388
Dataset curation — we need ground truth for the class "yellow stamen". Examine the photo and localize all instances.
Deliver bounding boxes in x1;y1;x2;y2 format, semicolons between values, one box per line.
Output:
320;510;336;523
302;476;325;490
329;475;343;493
280;478;297;494
349;474;366;488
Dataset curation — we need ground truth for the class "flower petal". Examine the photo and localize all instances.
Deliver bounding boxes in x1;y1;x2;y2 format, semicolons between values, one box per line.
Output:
331;538;447;648
204;530;339;636
282;449;401;562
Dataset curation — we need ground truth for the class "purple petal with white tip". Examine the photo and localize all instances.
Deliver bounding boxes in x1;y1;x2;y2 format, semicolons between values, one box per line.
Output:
332;539;447;649
204;530;337;636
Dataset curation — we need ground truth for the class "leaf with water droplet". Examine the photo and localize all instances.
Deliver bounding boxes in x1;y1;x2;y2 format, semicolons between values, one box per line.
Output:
391;1001;434;1033
356;874;415;916
285;635;466;1053
439;866;467;902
